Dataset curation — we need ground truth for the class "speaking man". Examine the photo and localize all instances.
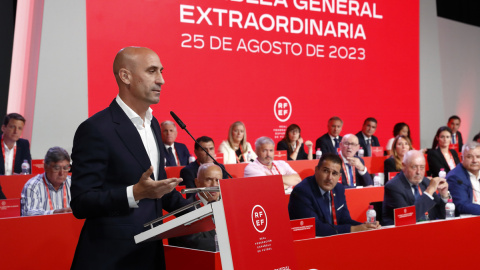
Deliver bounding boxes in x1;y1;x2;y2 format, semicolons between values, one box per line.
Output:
356;117;380;157
161;120;190;166
447;141;480;215
382;150;450;225
288;153;380;236
339;134;373;187
1;113;32;175
179;136;228;198
244;136;301;191
21;147;72;216
315;116;343;155
70;47;189;270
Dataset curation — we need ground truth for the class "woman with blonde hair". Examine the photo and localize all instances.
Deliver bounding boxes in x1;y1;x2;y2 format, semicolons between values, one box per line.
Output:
384;135;413;183
218;121;257;164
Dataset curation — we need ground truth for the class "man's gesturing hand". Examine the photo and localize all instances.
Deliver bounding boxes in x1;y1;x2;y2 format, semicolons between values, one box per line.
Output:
133;166;183;201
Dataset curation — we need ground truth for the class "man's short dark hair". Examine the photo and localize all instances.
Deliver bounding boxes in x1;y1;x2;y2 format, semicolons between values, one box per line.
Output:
363;117;377;125
44;147;71;165
317;153;343;168
194;136;214;150
3;113;26;126
448;115;461;122
328;116;343;124
473;132;480;142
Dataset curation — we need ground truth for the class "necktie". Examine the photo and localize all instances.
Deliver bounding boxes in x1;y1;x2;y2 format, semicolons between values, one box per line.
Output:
413;185;420;201
166;147;177;166
347;164;354;186
323;192;332;223
334;138;339;151
452;134;456;144
366;138;371;157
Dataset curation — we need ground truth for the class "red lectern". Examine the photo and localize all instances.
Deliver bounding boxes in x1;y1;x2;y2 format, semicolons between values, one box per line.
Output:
135;175;297;269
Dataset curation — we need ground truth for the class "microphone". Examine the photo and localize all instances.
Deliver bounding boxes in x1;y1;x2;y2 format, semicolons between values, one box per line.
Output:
170;111;232;179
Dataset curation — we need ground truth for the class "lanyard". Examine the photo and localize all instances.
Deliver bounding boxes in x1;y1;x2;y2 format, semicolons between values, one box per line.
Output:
330;191;337;225
42;174;67;210
1;138;16;174
235;145;244;163
342;162;356;186
446;151;455;170
266;163;280;175
417;185;423;196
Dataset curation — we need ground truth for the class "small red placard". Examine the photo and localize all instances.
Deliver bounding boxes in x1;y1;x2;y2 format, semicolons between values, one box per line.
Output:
394;205;416;227
274;151;287;161
290;218;315;240
371;147;384;157
0;198;21;218
388;172;399;180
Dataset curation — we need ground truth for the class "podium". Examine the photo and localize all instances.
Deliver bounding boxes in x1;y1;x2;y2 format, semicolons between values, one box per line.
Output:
135;176;297;270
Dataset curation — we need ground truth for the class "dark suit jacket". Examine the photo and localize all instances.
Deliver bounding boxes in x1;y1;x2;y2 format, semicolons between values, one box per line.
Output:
382;171;446;226
277;140;308;160
165;142;190;166
70;100;189;270
427;148;460;177
288;175;361;236
446;163;480;215
315;133;342;155
355;131;380;157
454;131;464;153
340;156;373;187
0;138;31;175
179;161;229;199
383;156;400;184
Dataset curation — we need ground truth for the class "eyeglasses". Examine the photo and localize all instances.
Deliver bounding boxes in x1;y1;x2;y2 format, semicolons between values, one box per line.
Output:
342;142;359;147
50;165;71;172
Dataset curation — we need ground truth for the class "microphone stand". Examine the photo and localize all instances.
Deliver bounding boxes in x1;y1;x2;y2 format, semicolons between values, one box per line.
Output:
170;111;233;179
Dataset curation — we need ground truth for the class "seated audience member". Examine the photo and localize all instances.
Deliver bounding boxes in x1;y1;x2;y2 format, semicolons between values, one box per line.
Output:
338;134;373;187
244;137;301;190
446;141;480;215
386;122;411;155
473;132;480;143
21;147;72;216
288;154;380;236
382;150;449;225
161;121;190;166
428;126;460;177
219;121;257;164
384;135;413;184
277;124;313;160
447;115;463;151
1;113;32;175
179;136;228;198
169;163;221;251
315;116;343;155
356;117;380;157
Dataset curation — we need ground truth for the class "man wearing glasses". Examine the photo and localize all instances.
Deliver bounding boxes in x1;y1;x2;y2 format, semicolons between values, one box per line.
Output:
20;147;72;216
288;153;380;236
339;134;373;187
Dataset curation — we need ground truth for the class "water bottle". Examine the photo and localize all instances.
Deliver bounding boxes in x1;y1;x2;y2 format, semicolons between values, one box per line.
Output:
315;148;322;159
246;151;253;163
21;160;30;175
373;174;381;187
188;155;196;164
366;205;376;224
358;147;364;158
214;233;219;252
439;168;446;178
446;199;455;219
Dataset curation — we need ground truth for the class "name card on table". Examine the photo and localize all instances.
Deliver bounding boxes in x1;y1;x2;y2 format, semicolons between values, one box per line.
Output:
388;172;399;180
394;206;416;227
274;150;288;161
215;153;224;164
371;147;384;157
290;218;315;240
0;198;21;218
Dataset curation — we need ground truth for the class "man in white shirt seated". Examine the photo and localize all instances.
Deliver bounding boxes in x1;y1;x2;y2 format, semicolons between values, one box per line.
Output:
244;136;301;191
21;146;72;216
338;134;373;188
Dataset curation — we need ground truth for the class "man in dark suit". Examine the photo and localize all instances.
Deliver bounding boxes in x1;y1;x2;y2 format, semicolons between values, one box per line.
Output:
70;47;189;270
169;163;222;251
161;120;190;166
356;117;380;157
382;150;450;226
315;116;343;155
179;136;228;199
446;141;480;215
1;113;32;175
448;115;463;152
288;153;380;236
339;134;373;187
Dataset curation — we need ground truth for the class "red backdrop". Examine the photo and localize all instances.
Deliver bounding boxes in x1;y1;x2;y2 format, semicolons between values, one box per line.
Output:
86;0;419;153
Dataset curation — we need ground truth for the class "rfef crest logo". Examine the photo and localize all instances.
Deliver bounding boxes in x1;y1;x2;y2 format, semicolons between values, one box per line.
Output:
274;96;292;122
251;205;268;233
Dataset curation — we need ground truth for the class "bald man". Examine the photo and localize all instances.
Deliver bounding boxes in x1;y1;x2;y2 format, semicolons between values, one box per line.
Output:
338;134;373;187
70;47;189;270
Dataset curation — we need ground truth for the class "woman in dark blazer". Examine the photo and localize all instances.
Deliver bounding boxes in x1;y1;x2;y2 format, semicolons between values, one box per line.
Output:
277;124;313;160
427;126;460;177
